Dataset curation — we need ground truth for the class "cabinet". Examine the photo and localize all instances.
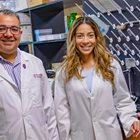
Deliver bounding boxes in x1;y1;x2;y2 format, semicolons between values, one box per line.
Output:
18;0;66;70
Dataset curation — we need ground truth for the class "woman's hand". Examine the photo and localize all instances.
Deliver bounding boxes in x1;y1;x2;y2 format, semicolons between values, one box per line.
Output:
130;121;140;137
137;113;140;120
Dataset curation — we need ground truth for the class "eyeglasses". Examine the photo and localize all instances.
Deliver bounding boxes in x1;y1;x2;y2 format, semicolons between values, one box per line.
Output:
0;25;21;35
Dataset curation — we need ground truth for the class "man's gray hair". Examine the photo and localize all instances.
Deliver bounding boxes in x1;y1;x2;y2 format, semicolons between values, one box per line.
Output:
0;9;20;24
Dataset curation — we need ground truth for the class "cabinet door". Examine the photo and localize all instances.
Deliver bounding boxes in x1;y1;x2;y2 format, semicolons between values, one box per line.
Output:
18;10;32;53
30;0;65;42
18;10;32;41
30;0;66;70
34;40;66;69
18;43;32;53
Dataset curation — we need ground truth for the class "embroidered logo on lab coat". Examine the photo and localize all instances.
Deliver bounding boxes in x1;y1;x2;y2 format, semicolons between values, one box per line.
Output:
33;73;43;78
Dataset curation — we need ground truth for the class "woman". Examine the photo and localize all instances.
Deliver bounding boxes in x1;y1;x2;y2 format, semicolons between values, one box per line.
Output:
54;16;140;140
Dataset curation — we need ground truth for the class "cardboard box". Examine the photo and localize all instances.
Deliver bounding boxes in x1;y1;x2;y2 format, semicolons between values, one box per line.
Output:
15;0;28;11
27;0;49;7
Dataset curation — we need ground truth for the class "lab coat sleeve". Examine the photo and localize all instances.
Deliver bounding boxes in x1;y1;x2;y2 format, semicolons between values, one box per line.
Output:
54;70;71;140
41;62;60;140
112;59;138;137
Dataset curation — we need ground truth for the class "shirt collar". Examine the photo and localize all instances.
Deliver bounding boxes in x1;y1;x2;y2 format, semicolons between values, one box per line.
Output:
0;49;21;66
14;49;21;66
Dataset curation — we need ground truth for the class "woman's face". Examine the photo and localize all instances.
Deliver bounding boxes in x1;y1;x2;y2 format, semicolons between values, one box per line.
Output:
75;23;96;58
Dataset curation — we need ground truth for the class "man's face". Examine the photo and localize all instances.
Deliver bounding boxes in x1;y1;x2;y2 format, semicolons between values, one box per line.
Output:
0;15;22;57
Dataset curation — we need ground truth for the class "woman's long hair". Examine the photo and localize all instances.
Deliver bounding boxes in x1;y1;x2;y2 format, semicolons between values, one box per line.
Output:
62;16;114;86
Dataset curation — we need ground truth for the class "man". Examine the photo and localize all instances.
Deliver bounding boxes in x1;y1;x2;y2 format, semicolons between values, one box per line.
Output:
0;9;59;140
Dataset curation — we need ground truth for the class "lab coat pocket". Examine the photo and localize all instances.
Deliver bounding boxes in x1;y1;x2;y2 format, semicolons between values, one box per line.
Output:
98;107;117;121
0;135;7;140
31;93;42;107
30;77;43;107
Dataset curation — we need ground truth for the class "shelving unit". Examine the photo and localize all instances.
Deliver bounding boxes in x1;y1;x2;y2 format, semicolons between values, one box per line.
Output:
18;0;66;69
18;42;32;53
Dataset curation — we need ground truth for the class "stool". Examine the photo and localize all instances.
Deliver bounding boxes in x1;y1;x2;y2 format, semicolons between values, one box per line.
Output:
124;136;140;140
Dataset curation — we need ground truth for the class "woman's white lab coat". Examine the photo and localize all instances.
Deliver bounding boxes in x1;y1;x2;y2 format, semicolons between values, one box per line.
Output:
0;50;59;140
54;59;138;140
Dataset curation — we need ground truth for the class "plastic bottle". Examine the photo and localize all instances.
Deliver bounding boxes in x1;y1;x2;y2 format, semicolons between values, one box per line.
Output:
69;12;77;28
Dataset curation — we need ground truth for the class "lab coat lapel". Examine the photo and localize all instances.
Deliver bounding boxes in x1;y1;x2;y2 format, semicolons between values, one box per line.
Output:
80;78;89;94
80;68;102;116
90;71;102;97
78;67;90;95
90;71;102;116
0;63;17;87
20;52;30;91
79;67;101;97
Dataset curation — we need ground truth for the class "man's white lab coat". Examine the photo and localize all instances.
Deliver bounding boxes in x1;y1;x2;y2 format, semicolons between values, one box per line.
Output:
0;50;59;140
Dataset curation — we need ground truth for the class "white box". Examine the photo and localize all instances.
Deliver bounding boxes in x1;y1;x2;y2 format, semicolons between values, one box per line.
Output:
36;33;67;41
35;29;52;41
20;26;32;43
